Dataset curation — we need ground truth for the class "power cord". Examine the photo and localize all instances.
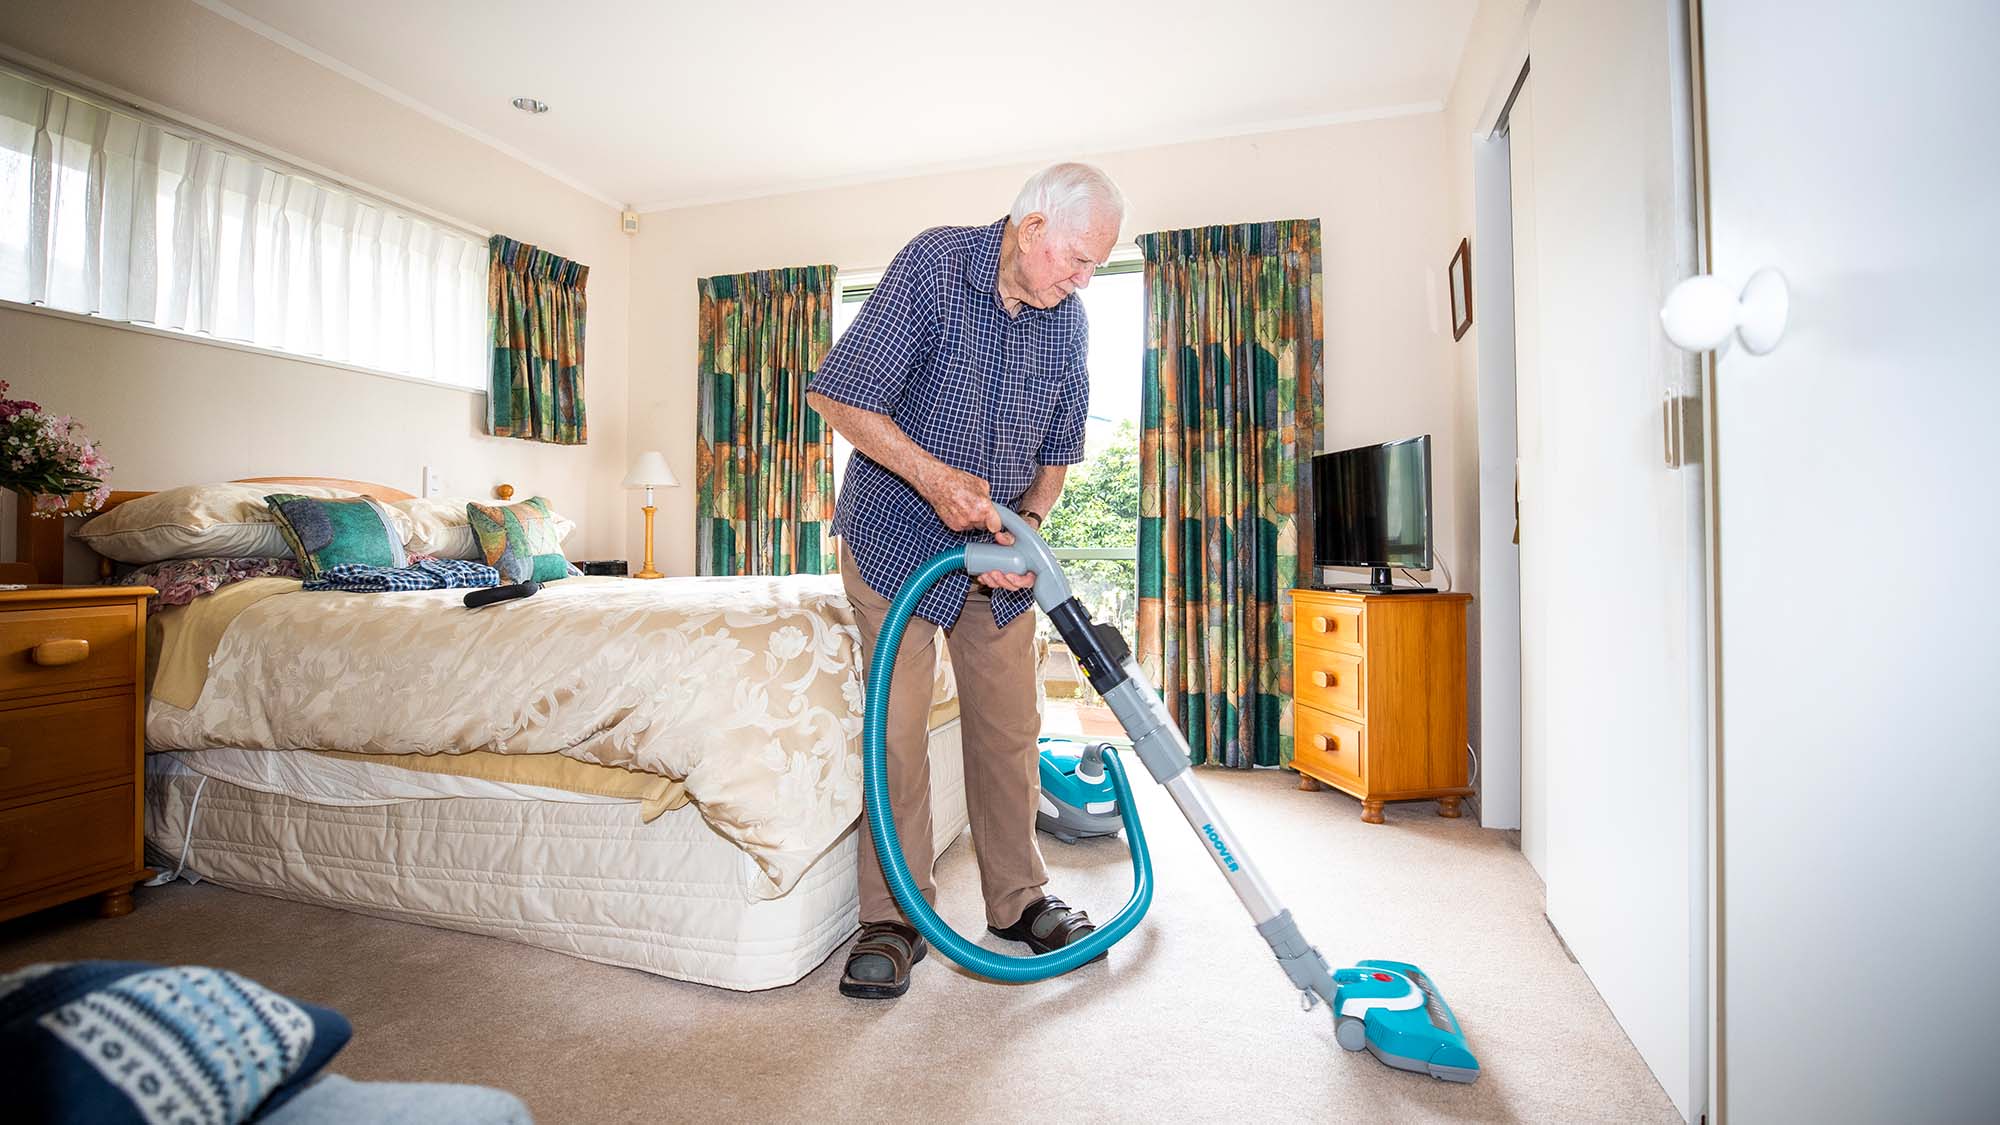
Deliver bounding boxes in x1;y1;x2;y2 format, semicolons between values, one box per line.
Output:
144;774;208;887
1399;549;1454;593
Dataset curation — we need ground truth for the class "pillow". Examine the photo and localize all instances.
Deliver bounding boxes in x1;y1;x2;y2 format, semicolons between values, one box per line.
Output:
391;496;576;559
113;556;301;612
0;960;351;1124
466;496;570;583
264;493;410;580
75;483;413;564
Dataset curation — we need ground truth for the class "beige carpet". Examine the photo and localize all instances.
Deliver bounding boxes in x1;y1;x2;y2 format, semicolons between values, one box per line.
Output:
2;769;1679;1124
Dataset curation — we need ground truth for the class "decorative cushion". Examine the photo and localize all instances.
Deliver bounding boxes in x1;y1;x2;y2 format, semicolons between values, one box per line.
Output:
76;482;410;564
264;493;410;580
0;960;351;1125
390;496;575;560
466;496;570;583
113;556;301;612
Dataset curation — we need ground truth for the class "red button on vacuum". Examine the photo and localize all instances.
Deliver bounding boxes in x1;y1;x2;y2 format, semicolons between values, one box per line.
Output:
1373;972;1393;982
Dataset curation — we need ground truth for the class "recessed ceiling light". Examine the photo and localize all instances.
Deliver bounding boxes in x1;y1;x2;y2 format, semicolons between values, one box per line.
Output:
511;97;549;115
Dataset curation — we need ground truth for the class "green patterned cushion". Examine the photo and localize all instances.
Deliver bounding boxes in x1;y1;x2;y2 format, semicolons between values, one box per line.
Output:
466;496;569;583
263;493;409;580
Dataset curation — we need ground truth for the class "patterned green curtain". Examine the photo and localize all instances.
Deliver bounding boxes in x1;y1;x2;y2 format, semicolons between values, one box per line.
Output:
488;235;588;444
695;265;838;576
1136;220;1324;769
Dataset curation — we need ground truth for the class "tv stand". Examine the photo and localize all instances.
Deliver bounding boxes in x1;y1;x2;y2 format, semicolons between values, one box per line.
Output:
1290;587;1473;823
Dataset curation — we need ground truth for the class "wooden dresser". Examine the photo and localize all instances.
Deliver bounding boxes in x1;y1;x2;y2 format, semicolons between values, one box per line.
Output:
1290;588;1473;823
0;586;152;922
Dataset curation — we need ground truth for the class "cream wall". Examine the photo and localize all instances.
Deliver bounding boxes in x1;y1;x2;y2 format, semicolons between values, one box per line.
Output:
630;113;1462;583
0;0;631;562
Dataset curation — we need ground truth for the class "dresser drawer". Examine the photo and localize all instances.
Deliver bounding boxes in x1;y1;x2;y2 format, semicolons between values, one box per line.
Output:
1295;648;1362;717
0;784;135;900
1293;706;1364;786
1295;601;1364;655
0;605;138;701
0;694;135;806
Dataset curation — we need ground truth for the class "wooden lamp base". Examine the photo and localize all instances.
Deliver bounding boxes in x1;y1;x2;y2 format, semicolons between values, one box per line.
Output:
635;504;663;579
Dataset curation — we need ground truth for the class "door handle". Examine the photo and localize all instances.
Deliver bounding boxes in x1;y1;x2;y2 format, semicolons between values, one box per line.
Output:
1661;267;1789;355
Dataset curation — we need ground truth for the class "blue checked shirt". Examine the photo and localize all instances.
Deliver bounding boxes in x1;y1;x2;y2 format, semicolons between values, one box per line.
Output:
812;218;1090;629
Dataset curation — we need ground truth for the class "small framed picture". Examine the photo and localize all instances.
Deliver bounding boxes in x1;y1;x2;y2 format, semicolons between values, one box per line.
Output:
1448;238;1473;341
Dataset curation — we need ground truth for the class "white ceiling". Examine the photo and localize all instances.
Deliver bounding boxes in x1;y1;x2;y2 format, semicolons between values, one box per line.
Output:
201;0;1478;212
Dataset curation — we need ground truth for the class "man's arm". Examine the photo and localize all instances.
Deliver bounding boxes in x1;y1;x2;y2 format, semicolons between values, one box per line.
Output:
1014;464;1068;529
807;392;1001;535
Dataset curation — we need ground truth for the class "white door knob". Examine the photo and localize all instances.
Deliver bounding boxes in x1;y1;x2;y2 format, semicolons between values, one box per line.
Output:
1660;267;1789;355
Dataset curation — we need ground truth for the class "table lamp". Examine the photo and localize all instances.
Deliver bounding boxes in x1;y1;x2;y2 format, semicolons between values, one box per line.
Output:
622;451;678;579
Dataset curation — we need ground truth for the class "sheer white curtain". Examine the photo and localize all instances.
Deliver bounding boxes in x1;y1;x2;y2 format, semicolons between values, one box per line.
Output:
0;69;485;388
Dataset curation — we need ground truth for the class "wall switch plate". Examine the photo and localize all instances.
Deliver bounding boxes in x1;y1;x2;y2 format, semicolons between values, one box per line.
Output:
423;466;446;498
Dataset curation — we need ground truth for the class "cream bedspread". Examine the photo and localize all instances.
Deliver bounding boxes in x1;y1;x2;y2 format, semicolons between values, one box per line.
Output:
148;574;875;898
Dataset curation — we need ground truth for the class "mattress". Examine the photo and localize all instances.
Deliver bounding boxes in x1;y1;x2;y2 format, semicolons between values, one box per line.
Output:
144;717;971;992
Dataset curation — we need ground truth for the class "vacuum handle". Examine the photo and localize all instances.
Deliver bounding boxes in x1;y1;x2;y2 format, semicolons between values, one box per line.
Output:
960;505;1074;610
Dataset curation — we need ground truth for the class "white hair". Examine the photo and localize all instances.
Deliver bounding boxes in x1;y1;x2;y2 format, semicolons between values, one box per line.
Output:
1009;162;1125;235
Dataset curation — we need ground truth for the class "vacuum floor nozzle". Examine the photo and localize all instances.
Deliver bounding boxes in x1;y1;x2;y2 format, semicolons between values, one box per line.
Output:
1332;960;1480;1083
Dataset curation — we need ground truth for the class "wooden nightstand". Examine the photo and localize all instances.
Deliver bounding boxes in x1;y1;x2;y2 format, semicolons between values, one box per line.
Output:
0;586;152;921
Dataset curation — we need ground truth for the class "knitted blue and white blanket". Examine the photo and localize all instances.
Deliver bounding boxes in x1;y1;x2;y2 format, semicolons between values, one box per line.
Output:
0;961;351;1124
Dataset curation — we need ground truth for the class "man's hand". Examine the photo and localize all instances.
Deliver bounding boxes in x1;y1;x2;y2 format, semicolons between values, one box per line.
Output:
977;528;1037;591
921;464;1002;534
920;466;1035;589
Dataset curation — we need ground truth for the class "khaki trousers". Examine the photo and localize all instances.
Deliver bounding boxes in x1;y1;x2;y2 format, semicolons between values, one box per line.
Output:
843;543;1048;929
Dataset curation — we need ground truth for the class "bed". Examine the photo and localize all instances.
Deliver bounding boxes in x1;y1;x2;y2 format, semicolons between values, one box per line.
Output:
46;478;974;990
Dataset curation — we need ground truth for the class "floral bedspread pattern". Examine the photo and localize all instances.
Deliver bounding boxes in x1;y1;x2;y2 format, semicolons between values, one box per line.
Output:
147;575;879;898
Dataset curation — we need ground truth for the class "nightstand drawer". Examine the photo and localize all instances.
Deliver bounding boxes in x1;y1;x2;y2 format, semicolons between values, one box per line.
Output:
0;605;138;701
0;784;135;900
0;694;135;806
1295;601;1364;655
1295;648;1362;716
1294;706;1364;786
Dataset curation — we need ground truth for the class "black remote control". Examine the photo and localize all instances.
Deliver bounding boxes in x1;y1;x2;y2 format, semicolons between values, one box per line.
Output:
463;581;540;608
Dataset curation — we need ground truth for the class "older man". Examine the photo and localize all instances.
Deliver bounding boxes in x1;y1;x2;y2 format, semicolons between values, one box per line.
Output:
807;162;1124;999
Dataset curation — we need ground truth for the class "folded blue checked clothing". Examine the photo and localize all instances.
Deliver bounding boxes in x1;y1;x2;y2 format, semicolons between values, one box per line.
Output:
302;557;500;593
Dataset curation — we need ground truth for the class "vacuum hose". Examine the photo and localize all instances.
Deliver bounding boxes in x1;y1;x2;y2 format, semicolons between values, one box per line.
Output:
863;538;1153;980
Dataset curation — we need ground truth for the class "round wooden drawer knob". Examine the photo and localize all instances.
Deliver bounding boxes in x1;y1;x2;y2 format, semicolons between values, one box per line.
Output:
1312;616;1331;633
31;638;89;667
1314;734;1335;753
1312;670;1335;688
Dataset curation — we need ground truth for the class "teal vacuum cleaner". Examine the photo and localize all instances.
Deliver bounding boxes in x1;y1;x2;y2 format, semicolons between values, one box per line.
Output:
862;507;1481;1084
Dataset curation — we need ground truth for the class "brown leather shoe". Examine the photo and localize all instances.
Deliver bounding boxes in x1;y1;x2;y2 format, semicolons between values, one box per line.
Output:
988;895;1105;963
838;920;927;999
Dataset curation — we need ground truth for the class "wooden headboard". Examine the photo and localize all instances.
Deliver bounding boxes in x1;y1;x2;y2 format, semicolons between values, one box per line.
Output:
20;477;416;585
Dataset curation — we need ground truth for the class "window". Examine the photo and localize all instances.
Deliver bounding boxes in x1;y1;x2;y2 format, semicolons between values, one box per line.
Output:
0;65;486;389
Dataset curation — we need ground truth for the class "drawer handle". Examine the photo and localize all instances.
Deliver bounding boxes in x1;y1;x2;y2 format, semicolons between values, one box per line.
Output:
1312;616;1332;633
1314;733;1336;753
1312;670;1336;688
31;638;90;667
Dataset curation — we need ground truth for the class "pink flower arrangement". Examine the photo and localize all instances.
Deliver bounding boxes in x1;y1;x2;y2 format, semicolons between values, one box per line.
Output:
0;381;113;517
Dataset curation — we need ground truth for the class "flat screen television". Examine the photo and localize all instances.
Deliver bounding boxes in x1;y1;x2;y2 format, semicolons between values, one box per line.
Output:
1311;435;1434;592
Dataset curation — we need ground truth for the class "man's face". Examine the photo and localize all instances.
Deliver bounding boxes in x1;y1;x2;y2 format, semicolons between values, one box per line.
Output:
1015;210;1120;308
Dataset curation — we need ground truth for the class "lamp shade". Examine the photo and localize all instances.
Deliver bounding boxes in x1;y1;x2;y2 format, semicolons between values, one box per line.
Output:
622;451;678;489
